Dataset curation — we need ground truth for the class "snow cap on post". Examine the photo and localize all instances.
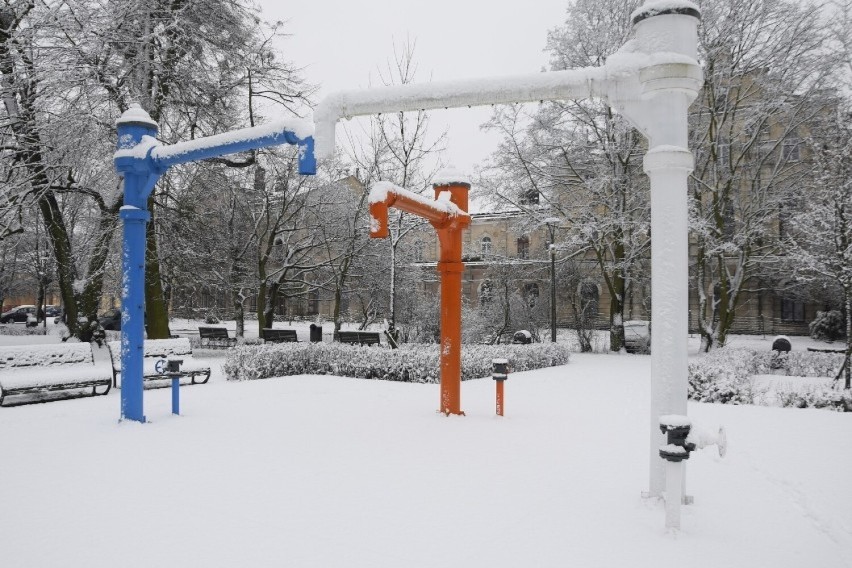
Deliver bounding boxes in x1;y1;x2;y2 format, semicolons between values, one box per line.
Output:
432;166;470;213
631;0;701;24
115;103;158;130
432;166;471;188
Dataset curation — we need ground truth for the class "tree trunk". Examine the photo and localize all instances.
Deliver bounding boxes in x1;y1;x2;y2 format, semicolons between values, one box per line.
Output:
332;283;344;333
144;194;170;338
845;294;851;389
263;281;280;331
608;262;626;352
233;294;244;339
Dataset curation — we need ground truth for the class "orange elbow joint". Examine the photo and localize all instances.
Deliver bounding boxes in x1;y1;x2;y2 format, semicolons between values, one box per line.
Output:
369;201;389;238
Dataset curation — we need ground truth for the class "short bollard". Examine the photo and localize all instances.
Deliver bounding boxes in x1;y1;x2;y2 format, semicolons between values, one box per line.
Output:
492;359;509;416
164;359;183;415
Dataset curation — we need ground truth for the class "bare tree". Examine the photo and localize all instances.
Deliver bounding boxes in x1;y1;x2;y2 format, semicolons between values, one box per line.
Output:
483;0;648;352
788;112;852;384
689;0;837;350
344;38;445;341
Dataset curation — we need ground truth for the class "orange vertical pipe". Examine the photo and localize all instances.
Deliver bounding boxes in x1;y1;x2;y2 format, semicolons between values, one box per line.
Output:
496;380;504;416
434;182;469;415
437;257;464;414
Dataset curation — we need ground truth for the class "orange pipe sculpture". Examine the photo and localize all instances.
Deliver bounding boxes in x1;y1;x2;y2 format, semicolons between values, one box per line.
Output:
369;176;471;415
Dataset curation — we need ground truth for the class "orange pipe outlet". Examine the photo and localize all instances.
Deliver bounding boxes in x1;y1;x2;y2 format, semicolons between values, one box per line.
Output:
369;180;470;415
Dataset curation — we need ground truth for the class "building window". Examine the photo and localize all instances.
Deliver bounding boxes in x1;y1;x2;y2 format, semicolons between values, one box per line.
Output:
523;283;539;307
479;280;493;306
722;196;735;240
480;236;492;256
580;282;599;322
307;288;320;316
412;240;424;262
781;298;805;322
782;139;800;162
517;235;530;259
715;138;730;165
520;188;539;205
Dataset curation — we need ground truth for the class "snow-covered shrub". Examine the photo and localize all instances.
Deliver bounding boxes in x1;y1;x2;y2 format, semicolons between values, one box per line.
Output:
0;325;49;336
688;348;760;404
776;384;852;412
689;347;848;410
809;310;846;342
752;350;846;378
223;342;571;382
204;313;221;324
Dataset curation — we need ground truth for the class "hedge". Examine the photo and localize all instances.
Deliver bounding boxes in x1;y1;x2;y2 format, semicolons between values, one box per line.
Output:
688;347;850;411
223;342;571;383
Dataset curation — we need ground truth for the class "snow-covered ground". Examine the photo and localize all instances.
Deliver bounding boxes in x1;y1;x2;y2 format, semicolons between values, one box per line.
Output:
0;332;850;567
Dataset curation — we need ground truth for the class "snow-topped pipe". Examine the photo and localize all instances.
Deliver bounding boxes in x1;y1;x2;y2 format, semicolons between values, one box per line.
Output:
313;67;609;159
312;0;703;161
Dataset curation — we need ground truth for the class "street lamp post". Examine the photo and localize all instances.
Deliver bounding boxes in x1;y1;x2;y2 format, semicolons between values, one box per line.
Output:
548;224;557;343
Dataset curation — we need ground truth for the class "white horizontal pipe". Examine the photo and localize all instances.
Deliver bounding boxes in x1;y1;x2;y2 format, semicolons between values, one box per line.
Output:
314;66;608;158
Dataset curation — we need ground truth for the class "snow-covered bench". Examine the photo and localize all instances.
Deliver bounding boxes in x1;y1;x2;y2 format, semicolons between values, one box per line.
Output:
107;338;211;388
336;331;381;346
0;343;112;406
261;328;298;343
198;326;236;348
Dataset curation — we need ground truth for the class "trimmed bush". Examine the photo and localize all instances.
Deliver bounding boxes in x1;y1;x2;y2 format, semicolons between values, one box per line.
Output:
688;348;761;405
775;383;852;411
688;346;849;411
809;310;846;342
752;350;846;378
223;342;571;383
0;325;51;336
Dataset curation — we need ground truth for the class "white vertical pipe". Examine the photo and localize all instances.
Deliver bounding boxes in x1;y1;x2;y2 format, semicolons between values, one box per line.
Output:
628;7;701;500
645;146;693;498
665;460;684;530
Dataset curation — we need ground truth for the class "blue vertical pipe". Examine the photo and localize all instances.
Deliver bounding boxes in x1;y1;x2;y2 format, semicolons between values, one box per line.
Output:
171;377;180;415
115;111;159;423
298;137;316;175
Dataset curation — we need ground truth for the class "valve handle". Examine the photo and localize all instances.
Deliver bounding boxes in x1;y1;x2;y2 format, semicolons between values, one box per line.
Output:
154;359;166;374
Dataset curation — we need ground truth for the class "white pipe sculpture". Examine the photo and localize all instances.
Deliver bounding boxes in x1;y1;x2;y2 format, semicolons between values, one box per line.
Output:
313;0;702;527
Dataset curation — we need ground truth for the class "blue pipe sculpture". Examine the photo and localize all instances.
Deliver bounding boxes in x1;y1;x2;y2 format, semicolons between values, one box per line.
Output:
114;104;315;422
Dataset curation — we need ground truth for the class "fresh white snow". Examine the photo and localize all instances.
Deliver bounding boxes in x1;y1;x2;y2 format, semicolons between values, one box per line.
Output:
0;337;849;567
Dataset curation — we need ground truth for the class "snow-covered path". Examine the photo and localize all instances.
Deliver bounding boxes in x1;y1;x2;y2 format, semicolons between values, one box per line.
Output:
1;354;849;567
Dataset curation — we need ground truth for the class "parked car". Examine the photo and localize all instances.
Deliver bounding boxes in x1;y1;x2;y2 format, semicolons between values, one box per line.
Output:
43;305;61;318
623;320;651;354
1;305;38;324
98;308;122;331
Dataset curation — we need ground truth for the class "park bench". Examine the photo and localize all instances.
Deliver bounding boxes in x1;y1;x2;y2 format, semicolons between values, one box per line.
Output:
336;331;381;346
0;342;112;406
107;338;211;388
198;326;236;349
261;328;298;343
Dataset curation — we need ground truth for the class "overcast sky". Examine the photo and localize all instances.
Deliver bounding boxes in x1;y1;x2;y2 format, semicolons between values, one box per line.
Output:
255;0;570;175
